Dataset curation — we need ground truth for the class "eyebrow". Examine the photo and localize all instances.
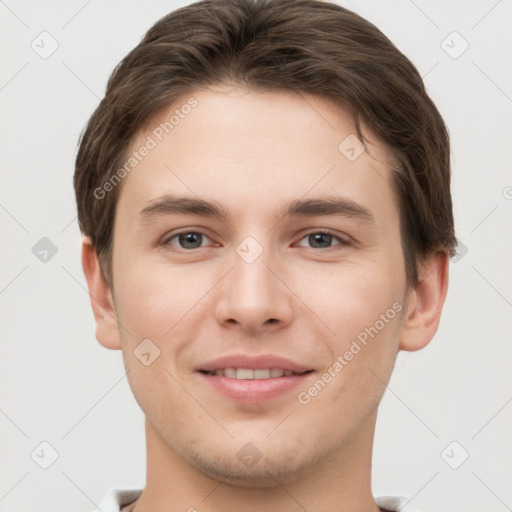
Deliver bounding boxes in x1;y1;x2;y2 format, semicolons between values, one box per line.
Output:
139;194;374;224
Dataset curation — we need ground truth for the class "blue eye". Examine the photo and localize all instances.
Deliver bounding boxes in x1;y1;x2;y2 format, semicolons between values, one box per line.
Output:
165;231;210;249
163;230;349;251
297;231;347;249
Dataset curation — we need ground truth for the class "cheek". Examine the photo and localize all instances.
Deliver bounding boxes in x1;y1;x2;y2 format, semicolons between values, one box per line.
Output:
114;256;213;339
296;264;405;404
115;264;205;422
299;260;406;343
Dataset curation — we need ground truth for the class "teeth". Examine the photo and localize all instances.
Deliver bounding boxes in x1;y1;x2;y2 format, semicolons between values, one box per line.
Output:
270;368;284;377
224;368;237;378
236;368;254;379
254;369;270;379
208;368;298;379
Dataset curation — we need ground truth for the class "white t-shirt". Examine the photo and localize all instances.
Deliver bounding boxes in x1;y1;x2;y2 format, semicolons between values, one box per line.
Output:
92;488;424;512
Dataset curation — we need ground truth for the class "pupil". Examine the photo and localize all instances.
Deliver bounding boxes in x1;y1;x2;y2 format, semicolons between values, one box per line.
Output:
310;233;331;248
180;232;202;248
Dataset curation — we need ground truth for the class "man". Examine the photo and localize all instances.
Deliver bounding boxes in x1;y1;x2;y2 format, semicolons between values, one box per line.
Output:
74;0;456;510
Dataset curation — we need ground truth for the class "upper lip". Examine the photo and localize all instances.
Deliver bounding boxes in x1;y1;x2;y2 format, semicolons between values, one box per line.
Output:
197;354;313;373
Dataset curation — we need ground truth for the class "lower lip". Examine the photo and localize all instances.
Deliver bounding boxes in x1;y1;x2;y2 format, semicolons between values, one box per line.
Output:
198;372;314;403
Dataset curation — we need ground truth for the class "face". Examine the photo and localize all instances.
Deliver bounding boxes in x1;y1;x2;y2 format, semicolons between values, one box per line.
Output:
109;86;410;485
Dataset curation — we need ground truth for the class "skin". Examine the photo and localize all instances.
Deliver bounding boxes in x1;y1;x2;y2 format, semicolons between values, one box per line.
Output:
82;86;449;512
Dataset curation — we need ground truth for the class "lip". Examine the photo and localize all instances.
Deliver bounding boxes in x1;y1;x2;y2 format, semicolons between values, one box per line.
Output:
196;354;315;403
197;354;312;374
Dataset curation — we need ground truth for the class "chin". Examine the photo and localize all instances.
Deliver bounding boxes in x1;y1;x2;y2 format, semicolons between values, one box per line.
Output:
184;443;323;488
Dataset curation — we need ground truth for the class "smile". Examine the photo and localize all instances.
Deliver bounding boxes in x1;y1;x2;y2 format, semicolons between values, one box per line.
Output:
200;368;311;379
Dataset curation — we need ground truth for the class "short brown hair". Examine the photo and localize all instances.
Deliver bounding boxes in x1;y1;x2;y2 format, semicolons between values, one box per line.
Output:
74;0;456;288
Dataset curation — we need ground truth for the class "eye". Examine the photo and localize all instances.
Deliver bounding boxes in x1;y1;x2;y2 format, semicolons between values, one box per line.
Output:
164;231;212;250
162;229;350;251
296;231;349;249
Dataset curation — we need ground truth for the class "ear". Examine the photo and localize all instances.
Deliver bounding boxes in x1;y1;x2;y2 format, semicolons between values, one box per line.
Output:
399;250;449;351
81;236;122;350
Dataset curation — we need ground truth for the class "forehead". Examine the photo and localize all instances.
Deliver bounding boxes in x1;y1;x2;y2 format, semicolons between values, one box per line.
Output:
116;86;399;226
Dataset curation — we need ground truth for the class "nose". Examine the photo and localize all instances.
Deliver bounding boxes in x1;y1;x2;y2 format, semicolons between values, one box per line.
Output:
214;242;294;335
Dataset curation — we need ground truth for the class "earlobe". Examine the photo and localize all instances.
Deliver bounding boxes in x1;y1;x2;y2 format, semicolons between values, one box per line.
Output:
398;251;450;352
81;236;122;350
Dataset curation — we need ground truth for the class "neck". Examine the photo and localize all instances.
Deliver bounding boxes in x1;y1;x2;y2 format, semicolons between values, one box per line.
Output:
132;410;384;512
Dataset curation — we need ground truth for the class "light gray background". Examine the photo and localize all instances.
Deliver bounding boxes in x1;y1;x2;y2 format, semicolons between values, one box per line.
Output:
1;1;511;511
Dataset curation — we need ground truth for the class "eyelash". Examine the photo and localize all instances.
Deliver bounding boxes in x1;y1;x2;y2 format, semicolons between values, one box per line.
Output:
162;229;351;251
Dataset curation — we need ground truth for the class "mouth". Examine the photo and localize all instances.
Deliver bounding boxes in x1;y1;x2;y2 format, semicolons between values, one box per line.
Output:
199;368;313;379
196;355;315;403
